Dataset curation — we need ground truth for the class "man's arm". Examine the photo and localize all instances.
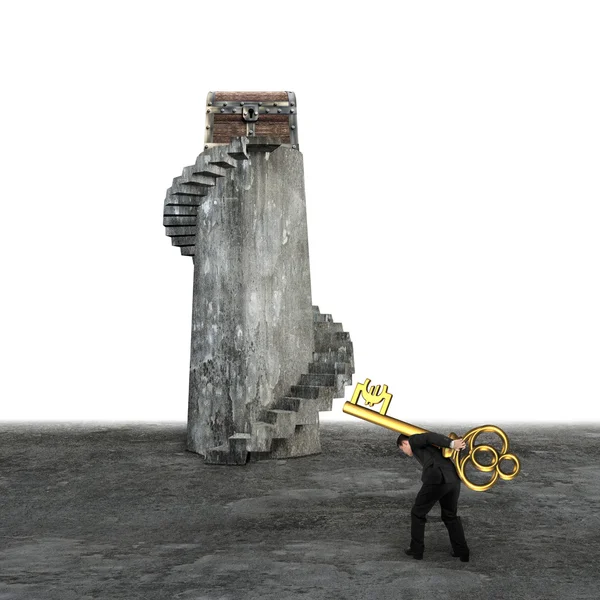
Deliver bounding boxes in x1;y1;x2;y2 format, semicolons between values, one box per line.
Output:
409;432;459;450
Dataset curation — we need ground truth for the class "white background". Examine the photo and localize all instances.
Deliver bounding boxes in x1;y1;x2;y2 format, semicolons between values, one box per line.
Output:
1;1;598;424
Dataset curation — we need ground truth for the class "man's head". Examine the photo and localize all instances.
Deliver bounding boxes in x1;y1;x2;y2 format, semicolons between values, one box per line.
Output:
397;434;413;456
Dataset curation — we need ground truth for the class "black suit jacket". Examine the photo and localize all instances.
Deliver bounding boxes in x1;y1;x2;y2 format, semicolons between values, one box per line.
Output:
409;432;460;484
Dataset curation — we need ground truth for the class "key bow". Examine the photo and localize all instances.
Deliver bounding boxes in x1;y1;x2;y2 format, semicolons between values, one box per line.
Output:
443;425;520;492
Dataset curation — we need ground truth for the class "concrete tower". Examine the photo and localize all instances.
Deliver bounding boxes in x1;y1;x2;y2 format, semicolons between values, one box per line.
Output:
163;92;354;464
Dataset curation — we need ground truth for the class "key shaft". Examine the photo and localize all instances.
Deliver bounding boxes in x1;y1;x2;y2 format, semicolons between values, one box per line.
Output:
342;402;426;436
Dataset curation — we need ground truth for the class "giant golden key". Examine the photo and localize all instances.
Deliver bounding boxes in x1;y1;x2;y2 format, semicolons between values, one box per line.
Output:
343;378;521;492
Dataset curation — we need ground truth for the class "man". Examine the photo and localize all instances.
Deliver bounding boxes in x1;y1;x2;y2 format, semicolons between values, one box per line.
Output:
397;431;470;562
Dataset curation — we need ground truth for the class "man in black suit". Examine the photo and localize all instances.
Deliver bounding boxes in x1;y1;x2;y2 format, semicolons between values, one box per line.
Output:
397;431;470;562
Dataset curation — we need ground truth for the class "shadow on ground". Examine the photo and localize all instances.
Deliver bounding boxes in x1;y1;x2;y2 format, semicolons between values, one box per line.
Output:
1;421;598;600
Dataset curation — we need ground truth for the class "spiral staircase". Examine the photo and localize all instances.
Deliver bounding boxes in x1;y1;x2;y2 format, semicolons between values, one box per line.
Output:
202;306;354;464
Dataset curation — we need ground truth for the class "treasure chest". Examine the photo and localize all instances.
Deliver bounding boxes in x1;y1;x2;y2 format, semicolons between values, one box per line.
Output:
204;91;299;150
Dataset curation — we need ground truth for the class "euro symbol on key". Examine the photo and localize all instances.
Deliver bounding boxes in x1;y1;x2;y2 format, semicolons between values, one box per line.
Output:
349;378;393;415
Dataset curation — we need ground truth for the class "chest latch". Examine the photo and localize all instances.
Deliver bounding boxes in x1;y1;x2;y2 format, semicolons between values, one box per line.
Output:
242;104;259;122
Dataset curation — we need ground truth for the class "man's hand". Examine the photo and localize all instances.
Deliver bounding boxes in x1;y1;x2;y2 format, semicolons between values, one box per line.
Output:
451;438;467;451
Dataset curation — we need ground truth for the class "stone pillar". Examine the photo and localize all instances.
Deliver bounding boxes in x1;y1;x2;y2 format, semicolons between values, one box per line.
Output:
186;146;314;456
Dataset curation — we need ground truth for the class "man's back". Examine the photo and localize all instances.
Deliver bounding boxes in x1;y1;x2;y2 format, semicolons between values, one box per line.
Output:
409;432;460;484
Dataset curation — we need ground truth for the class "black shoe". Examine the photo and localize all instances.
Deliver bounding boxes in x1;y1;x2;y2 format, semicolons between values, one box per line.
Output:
451;552;470;562
405;548;423;560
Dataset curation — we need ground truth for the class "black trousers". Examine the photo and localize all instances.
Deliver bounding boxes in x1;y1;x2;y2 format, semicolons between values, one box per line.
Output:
410;482;469;555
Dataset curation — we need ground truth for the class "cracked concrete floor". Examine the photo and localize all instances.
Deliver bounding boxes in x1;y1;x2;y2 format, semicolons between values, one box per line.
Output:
0;421;598;600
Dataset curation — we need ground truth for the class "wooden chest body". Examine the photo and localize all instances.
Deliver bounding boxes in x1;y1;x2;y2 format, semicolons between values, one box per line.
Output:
204;91;298;150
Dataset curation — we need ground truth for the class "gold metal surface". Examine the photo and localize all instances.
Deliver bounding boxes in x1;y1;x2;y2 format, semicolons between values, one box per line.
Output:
343;379;521;492
451;424;521;492
349;378;394;415
342;403;427;436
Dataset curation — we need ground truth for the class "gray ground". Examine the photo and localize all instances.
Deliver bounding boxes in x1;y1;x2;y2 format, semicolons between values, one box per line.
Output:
1;421;598;600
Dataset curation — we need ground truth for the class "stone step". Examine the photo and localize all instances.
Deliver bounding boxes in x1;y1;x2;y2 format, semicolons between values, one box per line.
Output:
170;180;211;197
192;157;227;178
165;226;198;237
193;165;227;179
334;374;352;398
205;433;250;465
181;167;218;187
313;313;333;323
180;246;195;257
300;373;336;387
208;147;237;169
163;215;197;227
313;350;354;364
250;421;274;453
263;409;297;438
269;424;321;459
301;373;349;399
290;386;334;411
204;443;229;464
231;433;252;442
272;397;320;425
312;352;355;374
172;181;212;194
313;339;353;355
246;137;281;153
314;321;344;333
228;137;248;160
308;362;352;376
164;193;202;207
312;305;320;313
163;205;198;216
314;331;350;342
290;385;333;400
170;191;208;202
210;159;235;169
247;451;274;462
171;236;195;247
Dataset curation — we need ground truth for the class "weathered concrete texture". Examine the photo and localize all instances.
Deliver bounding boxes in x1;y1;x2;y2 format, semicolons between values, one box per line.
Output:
1;421;599;600
187;146;314;457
